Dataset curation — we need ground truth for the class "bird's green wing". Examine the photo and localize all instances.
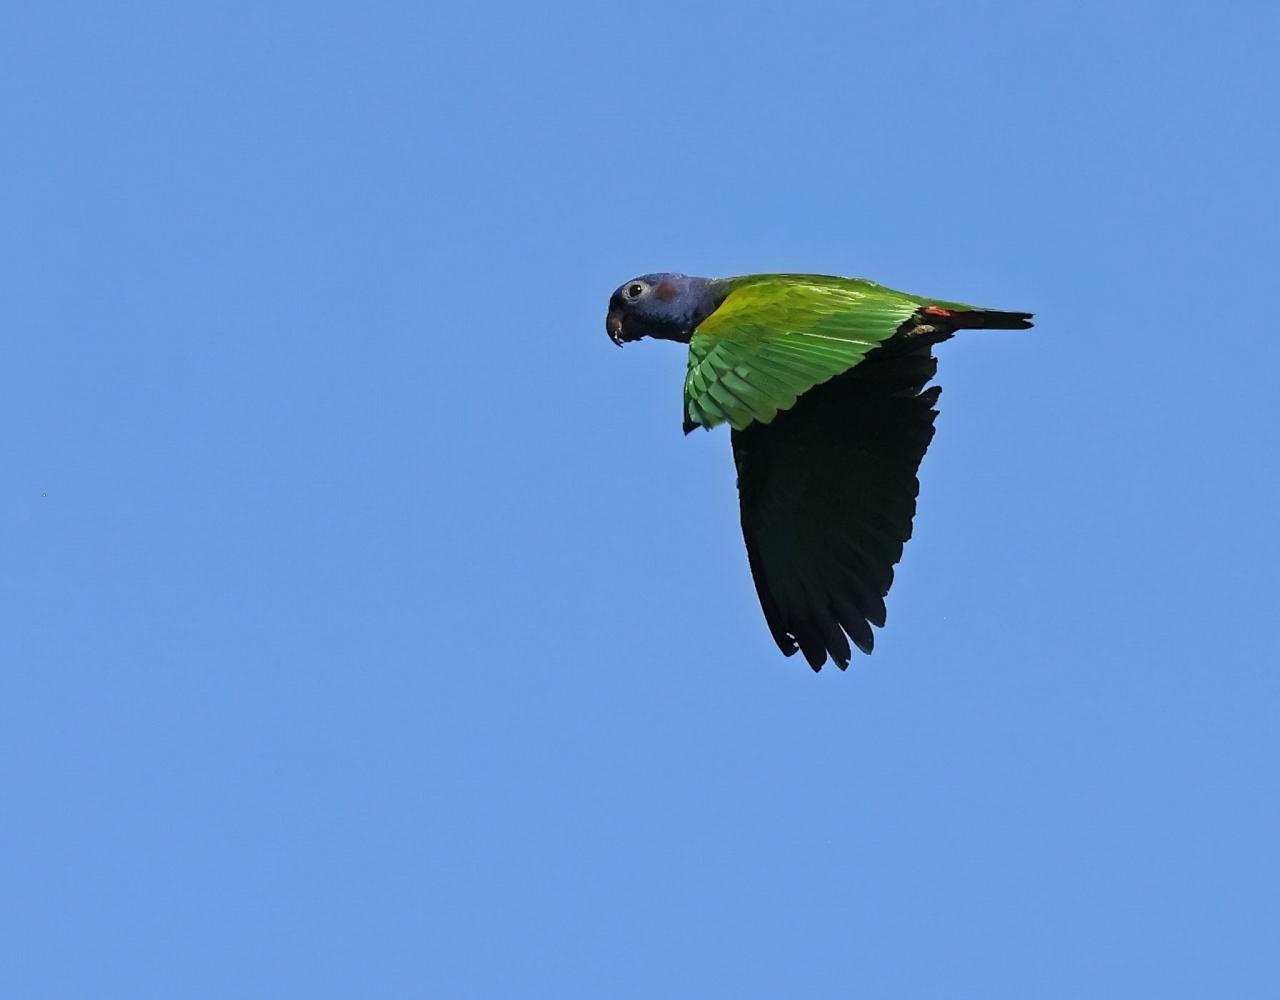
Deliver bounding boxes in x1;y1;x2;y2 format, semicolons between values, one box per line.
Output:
684;274;971;432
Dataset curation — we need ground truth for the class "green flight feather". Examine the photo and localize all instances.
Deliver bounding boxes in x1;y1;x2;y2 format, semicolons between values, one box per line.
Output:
684;275;974;432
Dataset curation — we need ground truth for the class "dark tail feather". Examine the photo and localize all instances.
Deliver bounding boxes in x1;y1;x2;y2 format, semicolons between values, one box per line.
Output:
944;308;1034;330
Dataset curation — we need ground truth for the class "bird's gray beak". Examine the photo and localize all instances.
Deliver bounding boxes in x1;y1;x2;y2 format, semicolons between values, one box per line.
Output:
606;309;625;347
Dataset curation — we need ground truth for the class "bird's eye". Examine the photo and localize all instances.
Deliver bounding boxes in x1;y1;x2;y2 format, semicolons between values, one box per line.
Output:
626;282;646;299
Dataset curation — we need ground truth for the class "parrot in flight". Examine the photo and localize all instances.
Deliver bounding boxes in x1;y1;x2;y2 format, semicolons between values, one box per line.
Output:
606;272;1033;671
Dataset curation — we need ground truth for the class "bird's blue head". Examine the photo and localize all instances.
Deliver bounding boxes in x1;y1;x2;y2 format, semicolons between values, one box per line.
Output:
605;272;724;346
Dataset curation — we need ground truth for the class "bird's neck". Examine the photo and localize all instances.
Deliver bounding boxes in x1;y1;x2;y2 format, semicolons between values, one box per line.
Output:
652;277;732;344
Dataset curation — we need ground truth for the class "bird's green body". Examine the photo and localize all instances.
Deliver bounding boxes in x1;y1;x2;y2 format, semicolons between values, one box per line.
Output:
606;272;1032;671
685;274;980;433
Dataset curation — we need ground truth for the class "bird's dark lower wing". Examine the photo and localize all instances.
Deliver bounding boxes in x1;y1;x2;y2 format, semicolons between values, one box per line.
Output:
730;329;948;671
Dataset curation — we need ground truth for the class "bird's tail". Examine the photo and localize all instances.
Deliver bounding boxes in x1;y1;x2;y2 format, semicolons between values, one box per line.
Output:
926;306;1034;330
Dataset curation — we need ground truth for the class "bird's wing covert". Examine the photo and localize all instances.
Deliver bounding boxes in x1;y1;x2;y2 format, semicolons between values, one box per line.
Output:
683;275;944;432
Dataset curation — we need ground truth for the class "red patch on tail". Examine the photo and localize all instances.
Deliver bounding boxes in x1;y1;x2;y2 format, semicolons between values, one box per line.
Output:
922;306;953;317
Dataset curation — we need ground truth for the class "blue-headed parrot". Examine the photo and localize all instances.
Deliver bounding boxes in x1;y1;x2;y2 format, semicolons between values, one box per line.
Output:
606;272;1033;671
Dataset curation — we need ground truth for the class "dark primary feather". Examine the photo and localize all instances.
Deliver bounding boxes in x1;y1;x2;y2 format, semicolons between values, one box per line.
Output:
731;324;953;670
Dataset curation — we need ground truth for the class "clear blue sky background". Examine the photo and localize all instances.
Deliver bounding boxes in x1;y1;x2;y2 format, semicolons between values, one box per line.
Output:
3;2;1277;996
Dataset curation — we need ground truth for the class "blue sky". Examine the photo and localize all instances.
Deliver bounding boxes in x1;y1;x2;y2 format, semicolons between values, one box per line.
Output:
3;2;1278;996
